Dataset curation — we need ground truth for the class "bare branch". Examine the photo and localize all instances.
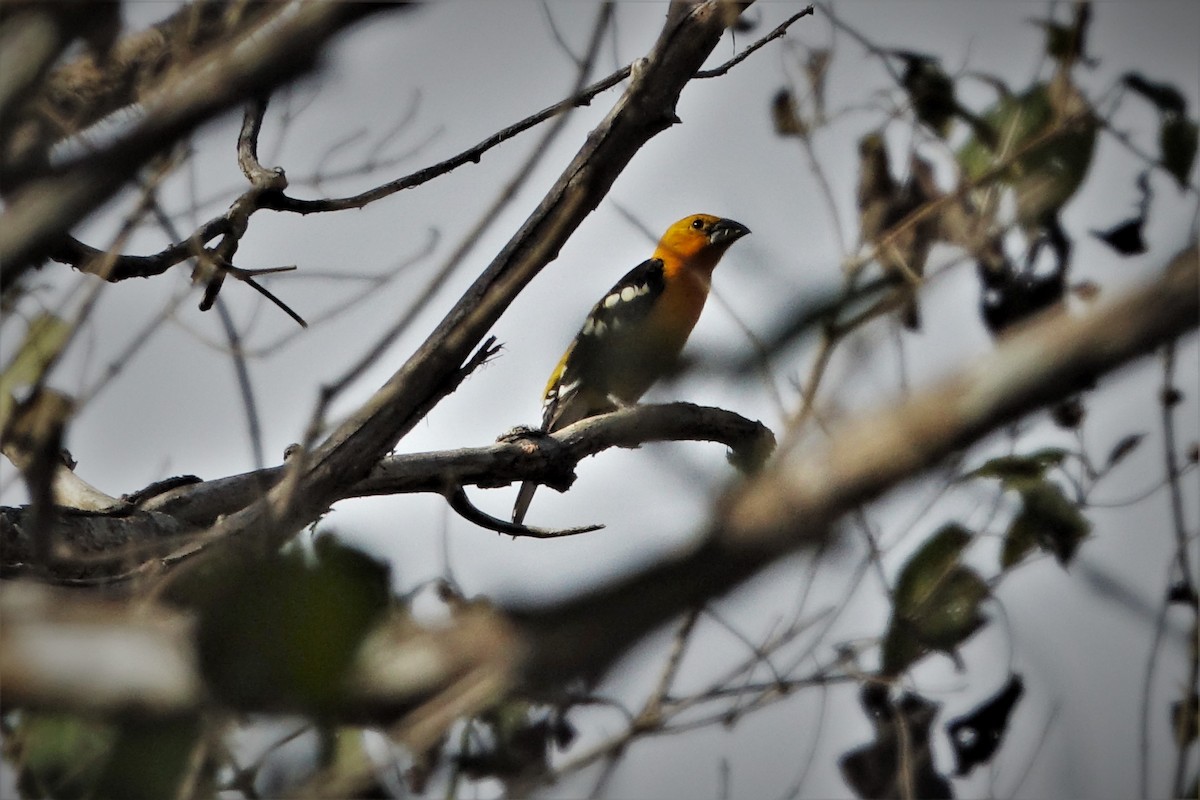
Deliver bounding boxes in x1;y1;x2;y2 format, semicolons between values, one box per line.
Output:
163;0;775;568
0;402;775;581
445;485;604;539
695;6;815;79
0;250;1194;773
515;245;1199;689
0;2;398;288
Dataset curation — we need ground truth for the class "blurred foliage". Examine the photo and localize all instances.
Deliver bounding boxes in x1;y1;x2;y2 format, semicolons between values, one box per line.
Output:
1;2;1194;798
93;717;202;800
5;713;115;799
840;686;952;799
0;313;70;433
1123;72;1200;189
5;712;199;800
962;448;1069;482
945;674;1025;776
881;523;989;676
191;534;391;711
963;450;1091;569
456;701;574;786
894;50;995;148
956;82;1097;232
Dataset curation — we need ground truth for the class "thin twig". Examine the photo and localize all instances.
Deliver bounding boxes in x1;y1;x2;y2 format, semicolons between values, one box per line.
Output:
695;7;815;78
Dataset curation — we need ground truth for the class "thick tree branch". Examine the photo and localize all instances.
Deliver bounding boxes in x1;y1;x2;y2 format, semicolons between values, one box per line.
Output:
0;2;397;288
0;403;774;582
2;247;1194;732
166;0;770;566
1;2;279;175
514;244;1199;687
39;4;812;302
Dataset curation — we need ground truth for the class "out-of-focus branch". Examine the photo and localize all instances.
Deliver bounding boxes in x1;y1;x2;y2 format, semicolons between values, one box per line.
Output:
160;0;772;569
0;581;517;736
0;2;397;288
39;3;813;302
263;5;814;215
513;244;1199;688
2;247;1193;731
0;403;774;583
1;2;279;176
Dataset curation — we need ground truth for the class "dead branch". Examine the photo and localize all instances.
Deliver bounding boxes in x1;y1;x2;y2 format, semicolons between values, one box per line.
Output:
154;0;774;570
0;2;397;288
1;247;1193;737
515;244;1199;689
0;403;775;582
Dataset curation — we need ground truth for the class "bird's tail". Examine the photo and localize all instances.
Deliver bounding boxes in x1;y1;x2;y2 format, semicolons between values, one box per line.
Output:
512;481;538;525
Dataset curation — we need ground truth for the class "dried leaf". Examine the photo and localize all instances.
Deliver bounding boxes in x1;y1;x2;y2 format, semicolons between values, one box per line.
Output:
1091;216;1147;255
1173;692;1199;747
840;689;953;799
771;88;806;137
946;675;1025;776
1105;433;1146;469
1161;113;1198;190
0;313;71;431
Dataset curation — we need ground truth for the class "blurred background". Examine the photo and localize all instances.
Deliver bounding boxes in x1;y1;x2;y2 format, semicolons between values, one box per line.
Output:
2;1;1197;797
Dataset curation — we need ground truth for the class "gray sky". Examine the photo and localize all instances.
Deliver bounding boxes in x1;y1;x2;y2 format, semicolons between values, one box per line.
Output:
2;1;1198;797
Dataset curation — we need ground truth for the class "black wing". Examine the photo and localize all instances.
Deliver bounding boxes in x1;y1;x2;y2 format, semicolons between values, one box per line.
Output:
542;258;666;428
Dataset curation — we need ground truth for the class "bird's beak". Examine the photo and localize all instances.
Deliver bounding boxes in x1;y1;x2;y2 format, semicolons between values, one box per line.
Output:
709;218;751;246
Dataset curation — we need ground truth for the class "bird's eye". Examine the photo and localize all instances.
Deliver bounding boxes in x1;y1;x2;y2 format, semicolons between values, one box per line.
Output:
691;218;705;230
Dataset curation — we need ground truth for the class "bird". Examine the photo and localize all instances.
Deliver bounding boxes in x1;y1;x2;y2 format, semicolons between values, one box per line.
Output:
511;213;750;525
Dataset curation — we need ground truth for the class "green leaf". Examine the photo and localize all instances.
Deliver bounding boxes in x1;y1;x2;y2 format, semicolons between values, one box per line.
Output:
0;313;71;431
95;717;200;800
912;568;989;651
1001;507;1039;570
963;448;1069;484
1120;73;1197;189
893;523;972;612
883;524;989;675
1002;480;1090;568
1161;113;1198;190
13;713;115;799
194;534;391;710
956;83;1096;225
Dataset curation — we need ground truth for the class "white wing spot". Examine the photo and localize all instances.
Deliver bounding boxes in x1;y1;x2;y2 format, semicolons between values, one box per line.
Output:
582;317;594;335
637;283;652;296
603;293;620;309
620;285;637;302
593;320;607;336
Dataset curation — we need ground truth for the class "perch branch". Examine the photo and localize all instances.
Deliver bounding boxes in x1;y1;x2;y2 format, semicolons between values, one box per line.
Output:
0;248;1194;753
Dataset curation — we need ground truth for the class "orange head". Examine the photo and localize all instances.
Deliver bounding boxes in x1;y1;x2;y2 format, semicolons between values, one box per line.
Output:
653;214;751;276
